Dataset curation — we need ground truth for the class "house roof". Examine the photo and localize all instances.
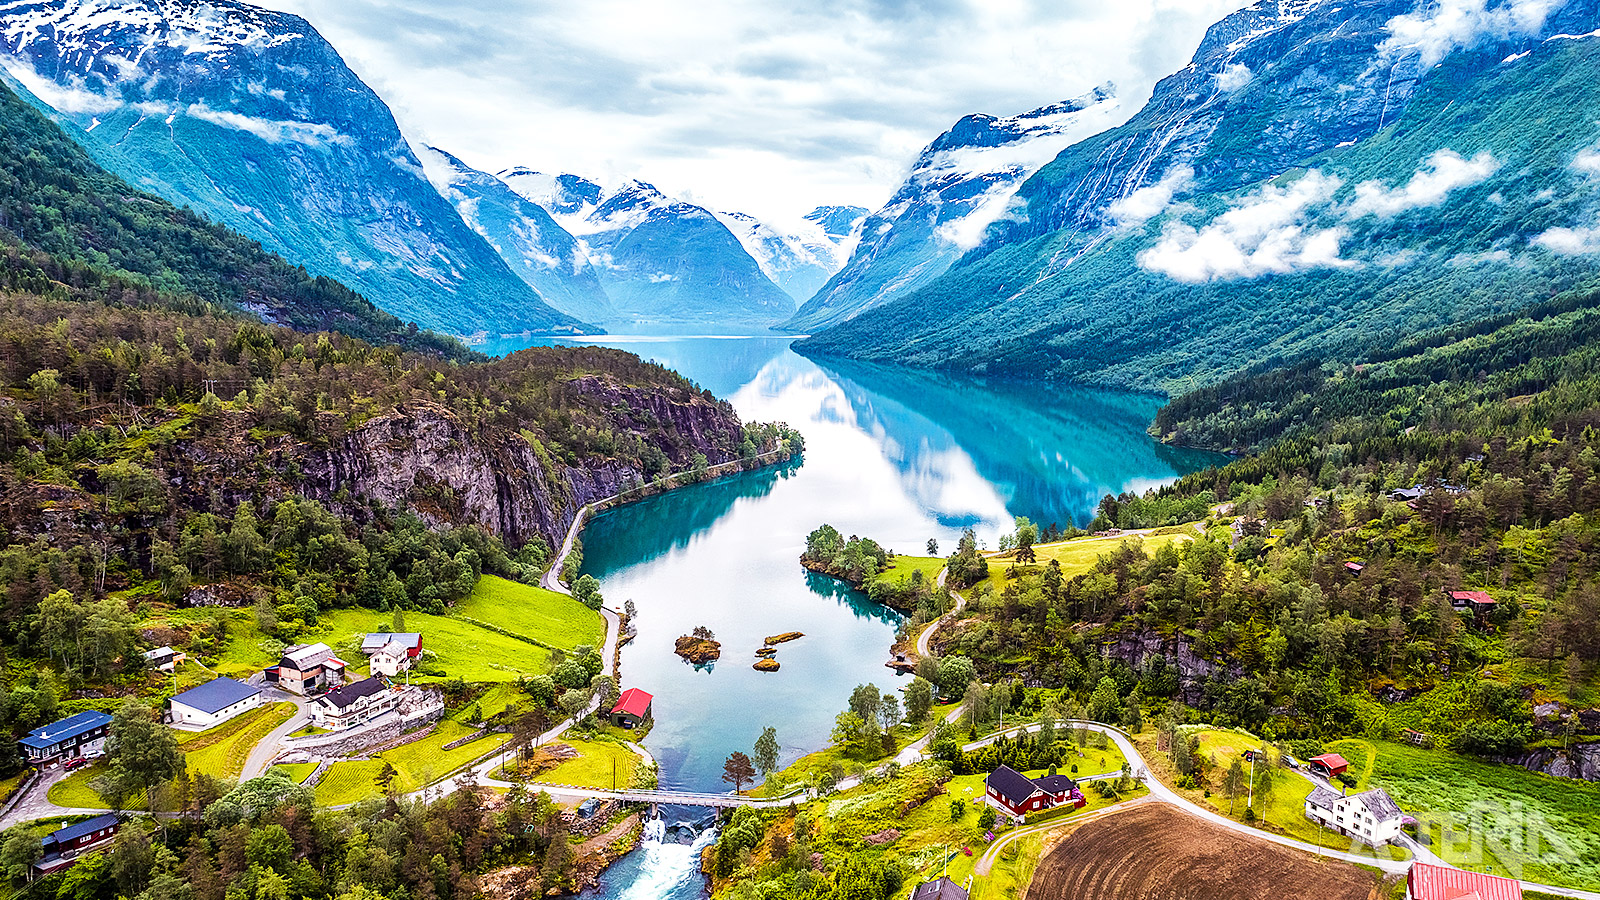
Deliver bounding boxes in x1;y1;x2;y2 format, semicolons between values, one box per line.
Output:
373;641;410;659
20;710;112;749
1448;590;1495;605
361;632;421;654
314;677;389;711
143;646;176;662
1306;785;1344;811
1354;787;1403;822
985;764;1043;807
173;677;260;715
612;688;653;718
1409;863;1523;900
912;877;969;900
1032;774;1078;794
280;642;334;671
1310;753;1349;771
1345;562;1365;571
44;814;119;845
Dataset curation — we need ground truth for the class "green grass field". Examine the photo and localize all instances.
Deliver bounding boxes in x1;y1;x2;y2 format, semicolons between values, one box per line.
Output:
314;720;509;805
1361;739;1600;888
532;739;639;791
182;701;296;779
975;531;1194;597
270;763;318;784
315;609;553;683
878;555;946;584
47;762;110;809
455;575;604;649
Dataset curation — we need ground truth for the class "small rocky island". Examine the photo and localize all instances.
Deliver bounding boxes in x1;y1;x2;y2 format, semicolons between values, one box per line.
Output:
753;658;780;672
674;625;721;663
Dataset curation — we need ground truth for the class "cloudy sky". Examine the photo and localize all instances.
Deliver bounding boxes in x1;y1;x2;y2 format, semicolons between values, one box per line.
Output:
254;0;1251;224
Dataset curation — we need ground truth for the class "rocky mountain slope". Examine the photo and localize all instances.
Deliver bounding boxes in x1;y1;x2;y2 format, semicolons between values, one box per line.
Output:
499;170;797;330
784;85;1121;333
0;0;588;337
714;206;867;303
799;0;1600;390
418;147;615;326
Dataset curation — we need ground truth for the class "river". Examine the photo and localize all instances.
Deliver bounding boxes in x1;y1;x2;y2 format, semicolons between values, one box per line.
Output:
484;335;1220;899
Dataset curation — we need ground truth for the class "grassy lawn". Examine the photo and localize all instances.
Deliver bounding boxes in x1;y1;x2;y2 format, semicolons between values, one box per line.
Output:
878;555;945;584
1361;739;1600;888
455;575;604;650
530;739;639;791
974;531;1194;597
314;609;552;683
47;762;110;809
271;763;318;784
182;702;296;779
452;684;523;723
315;720;509;805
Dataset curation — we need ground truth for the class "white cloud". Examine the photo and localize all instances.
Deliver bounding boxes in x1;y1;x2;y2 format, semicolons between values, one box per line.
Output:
0;57;120;114
1215;63;1253;91
1573;148;1600;176
1346;149;1499;218
1106;164;1194;227
1138;171;1350;282
184;103;350;146
1379;0;1563;69
249;0;1253;221
1534;226;1600;254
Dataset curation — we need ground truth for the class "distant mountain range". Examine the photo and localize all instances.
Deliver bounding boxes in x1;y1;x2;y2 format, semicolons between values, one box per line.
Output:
0;0;590;338
798;0;1600;390
785;84;1122;333
0;0;861;336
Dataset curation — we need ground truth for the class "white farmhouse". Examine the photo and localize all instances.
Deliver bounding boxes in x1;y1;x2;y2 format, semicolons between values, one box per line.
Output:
368;641;414;677
170;677;262;730
310;677;399;730
1305;785;1406;845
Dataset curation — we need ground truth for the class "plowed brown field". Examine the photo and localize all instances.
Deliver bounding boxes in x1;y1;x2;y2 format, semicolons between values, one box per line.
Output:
1025;804;1382;900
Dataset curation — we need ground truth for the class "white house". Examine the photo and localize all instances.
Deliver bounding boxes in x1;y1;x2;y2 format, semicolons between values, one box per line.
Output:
310;677;399;730
170;677;262;730
368;641;413;677
1305;785;1406;845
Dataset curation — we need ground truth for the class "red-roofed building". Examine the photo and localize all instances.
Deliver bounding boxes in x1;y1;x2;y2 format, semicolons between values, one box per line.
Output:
1406;863;1522;900
1309;753;1349;778
1345;562;1365;575
610;688;654;728
1446;590;1496;611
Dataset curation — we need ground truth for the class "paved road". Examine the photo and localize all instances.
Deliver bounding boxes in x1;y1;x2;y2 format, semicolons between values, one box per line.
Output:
1;767;102;828
914;567;964;659
239;692;311;780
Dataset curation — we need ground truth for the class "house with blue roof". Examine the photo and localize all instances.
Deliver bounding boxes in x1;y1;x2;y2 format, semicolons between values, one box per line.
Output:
33;814;120;876
18;711;112;765
169;677;262;730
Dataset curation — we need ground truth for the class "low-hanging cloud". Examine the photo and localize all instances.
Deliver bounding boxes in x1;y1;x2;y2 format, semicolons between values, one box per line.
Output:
1572;147;1600;176
1138;171;1349;282
186;103;350;147
1346;149;1499;218
1379;0;1563;69
1106;164;1194;228
1534;225;1600;254
1215;63;1253;91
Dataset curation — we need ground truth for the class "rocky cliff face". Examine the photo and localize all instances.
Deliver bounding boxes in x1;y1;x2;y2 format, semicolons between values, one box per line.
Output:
1502;742;1600;783
297;383;746;547
1099;629;1237;706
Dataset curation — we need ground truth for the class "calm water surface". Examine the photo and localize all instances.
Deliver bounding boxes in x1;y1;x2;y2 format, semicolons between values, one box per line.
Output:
484;336;1220;899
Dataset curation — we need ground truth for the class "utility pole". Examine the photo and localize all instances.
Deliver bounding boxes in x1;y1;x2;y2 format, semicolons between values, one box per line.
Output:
1247;752;1256;812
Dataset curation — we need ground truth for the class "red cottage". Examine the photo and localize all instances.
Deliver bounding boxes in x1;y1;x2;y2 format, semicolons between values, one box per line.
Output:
610;688;654;729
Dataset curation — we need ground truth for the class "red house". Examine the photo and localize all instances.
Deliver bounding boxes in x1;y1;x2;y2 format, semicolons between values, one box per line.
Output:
984;766;1082;820
1344;562;1365;575
1406;863;1522;900
1309;753;1349;779
33;814;120;876
610;688;653;728
1446;590;1497;619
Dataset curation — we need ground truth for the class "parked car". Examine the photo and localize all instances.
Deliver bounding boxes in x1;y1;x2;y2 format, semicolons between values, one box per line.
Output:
63;757;87;771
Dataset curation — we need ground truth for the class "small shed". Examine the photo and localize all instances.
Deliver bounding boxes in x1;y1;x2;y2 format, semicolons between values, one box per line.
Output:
1308;753;1349;779
1344;562;1365;576
610;688;654;728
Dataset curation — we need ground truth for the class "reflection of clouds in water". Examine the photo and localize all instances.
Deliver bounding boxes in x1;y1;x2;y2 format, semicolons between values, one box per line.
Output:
905;442;1013;535
1120;475;1184;497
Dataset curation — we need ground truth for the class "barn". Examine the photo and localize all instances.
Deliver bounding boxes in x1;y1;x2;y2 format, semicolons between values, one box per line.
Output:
610;688;654;728
1406;863;1522;900
1308;753;1349;779
170;677;262;730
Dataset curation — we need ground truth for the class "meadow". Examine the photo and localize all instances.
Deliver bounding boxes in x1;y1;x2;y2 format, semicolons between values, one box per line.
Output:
314;720;509;805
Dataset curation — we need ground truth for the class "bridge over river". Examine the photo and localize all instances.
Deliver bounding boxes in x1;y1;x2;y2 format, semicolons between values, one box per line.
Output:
516;783;810;809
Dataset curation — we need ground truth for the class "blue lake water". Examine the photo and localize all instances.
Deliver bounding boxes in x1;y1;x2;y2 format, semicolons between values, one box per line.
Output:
484;335;1221;899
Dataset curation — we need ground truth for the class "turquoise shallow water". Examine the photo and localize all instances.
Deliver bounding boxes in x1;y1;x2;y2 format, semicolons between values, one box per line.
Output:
486;336;1220;899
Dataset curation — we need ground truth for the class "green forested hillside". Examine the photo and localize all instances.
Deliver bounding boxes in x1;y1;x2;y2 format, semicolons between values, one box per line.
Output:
0;78;466;359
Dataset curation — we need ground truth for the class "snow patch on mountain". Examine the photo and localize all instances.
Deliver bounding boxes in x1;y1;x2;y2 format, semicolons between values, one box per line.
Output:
715;207;867;301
